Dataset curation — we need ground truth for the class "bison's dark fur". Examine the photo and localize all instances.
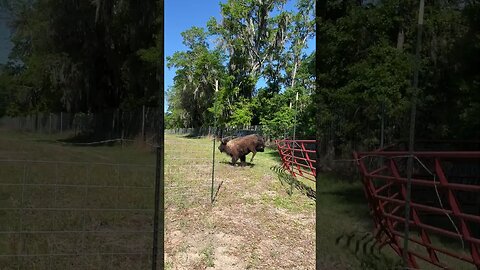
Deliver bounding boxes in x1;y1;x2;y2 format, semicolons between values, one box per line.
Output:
218;134;265;166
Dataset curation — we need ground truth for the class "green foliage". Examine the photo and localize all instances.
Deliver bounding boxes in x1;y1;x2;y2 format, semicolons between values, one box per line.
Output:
164;112;178;129
261;105;294;139
316;0;480;160
229;98;254;127
166;26;226;128
2;0;161;115
167;0;315;134
207;0;294;98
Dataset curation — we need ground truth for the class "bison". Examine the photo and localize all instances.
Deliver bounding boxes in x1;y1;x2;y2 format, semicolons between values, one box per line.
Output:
218;134;265;166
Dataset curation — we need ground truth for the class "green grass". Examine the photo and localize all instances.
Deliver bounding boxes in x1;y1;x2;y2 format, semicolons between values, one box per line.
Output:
0;130;156;269
261;192;315;212
200;244;215;267
164;134;317;269
1;131;474;269
314;172;478;270
246;249;261;269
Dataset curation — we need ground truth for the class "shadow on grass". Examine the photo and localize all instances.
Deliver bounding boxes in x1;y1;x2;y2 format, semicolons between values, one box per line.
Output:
318;170;361;183
316;180;372;222
218;161;256;168
265;148;281;160
270;165;315;200
54;133;125;147
211;180;224;205
335;230;403;270
182;133;208;139
318;185;367;208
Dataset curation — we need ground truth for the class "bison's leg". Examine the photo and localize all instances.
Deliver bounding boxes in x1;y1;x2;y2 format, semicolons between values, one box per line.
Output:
231;156;238;166
250;150;257;162
247;146;257;162
240;155;247;166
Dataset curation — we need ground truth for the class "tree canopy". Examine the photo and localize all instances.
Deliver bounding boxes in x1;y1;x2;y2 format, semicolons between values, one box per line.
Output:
0;0;161;117
314;0;480;163
166;0;316;139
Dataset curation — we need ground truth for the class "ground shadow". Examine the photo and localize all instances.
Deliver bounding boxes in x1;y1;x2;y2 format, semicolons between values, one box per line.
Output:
317;183;371;222
318;185;367;208
181;133;208;139
335;230;403;269
219;160;256;168
318;170;361;183
270;165;315;200
265;148;281;160
211;180;224;204
53;132;130;147
56;138;124;147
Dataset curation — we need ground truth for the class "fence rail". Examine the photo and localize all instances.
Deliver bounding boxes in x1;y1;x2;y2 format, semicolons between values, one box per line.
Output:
275;139;316;182
354;150;480;269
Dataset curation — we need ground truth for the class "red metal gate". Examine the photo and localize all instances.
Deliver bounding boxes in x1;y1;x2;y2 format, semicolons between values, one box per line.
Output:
275;139;316;182
354;150;480;269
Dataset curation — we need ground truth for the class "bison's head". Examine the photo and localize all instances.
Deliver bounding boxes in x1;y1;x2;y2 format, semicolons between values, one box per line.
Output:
218;137;231;153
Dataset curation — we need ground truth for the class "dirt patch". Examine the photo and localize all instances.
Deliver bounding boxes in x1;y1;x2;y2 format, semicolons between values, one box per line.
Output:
165;135;315;269
211;203;315;270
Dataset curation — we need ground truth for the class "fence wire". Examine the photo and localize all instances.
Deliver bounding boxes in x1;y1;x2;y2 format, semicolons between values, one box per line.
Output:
0;160;157;270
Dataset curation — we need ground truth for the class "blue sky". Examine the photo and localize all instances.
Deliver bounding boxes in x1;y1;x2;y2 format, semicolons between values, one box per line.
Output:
165;1;224;111
164;0;315;112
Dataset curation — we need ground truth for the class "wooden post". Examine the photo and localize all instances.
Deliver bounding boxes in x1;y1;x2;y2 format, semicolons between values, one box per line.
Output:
142;105;146;142
49;113;52;134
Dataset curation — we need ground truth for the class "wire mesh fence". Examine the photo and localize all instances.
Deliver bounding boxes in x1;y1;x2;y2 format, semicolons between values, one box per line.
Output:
165;125;263;138
164;135;218;207
0;159;157;269
0;108;161;140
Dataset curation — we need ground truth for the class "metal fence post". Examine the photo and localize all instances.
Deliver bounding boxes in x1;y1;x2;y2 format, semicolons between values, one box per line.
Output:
152;144;164;270
211;129;216;203
211;79;218;203
142;105;146;142
403;0;424;267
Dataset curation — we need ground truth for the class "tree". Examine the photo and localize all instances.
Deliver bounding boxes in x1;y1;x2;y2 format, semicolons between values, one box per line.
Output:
207;0;289;98
4;0;160;115
167;27;226;128
285;0;315;89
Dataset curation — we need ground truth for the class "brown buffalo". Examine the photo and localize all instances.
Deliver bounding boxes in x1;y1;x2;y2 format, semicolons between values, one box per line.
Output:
218;134;265;166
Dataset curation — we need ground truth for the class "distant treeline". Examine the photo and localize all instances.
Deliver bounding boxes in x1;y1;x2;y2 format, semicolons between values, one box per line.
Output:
165;0;316;140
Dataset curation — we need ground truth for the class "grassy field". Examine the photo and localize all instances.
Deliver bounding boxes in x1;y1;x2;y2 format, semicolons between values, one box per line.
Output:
0;130;474;269
165;134;408;270
0;129;156;269
164;134;316;269
315;171;475;270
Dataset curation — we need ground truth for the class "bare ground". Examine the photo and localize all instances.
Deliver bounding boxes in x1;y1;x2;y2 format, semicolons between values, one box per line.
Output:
164;135;315;270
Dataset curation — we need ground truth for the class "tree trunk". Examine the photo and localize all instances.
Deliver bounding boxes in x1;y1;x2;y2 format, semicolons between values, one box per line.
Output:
290;61;298;89
397;28;405;51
